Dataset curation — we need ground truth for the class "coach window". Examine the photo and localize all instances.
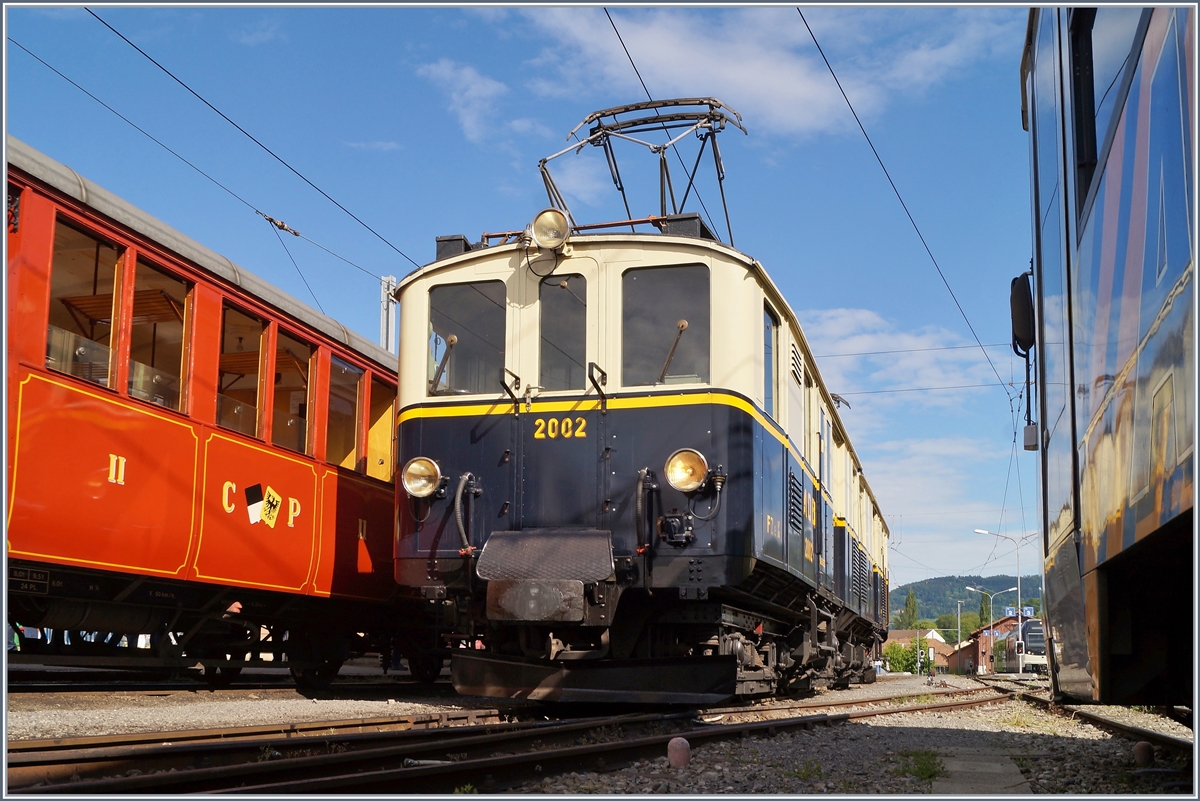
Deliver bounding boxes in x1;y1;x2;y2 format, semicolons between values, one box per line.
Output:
217;303;265;437
327;356;364;470
127;258;190;411
540;273;587;391
366;375;396;481
622;265;709;386
45;220;123;387
272;331;313;454
764;304;779;418
428;280;505;396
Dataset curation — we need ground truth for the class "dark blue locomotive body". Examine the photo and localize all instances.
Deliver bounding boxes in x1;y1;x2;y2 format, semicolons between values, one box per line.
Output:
392;217;889;702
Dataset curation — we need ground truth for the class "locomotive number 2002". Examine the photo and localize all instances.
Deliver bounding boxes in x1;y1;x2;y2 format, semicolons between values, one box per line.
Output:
533;416;587;439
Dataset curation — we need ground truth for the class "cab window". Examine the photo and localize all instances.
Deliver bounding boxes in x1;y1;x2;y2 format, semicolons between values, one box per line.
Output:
539;273;586;391
327;356;363;469
622;265;709;386
127;258;190;410
428;280;506;396
45;219;123;387
272;331;313;453
217;303;265;436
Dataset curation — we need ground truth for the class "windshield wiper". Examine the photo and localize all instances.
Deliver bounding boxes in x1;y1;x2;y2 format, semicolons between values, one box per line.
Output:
656;319;688;384
428;334;457;394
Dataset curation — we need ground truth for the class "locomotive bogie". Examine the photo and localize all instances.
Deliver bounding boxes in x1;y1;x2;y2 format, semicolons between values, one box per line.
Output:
394;218;890;700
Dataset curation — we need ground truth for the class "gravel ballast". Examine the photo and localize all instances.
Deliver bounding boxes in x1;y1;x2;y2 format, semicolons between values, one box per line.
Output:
7;673;1193;794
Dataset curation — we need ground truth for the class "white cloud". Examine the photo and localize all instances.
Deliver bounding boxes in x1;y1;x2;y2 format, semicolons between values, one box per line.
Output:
344;141;401;151
515;7;1024;139
551;152;612;208
233;18;285;46
417;59;510;144
796;307;1010;428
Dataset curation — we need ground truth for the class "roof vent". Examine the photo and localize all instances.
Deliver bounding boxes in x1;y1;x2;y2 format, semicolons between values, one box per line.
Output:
436;235;471;260
657;213;717;241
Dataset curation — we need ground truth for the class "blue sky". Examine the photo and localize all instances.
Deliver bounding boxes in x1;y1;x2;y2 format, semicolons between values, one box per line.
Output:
5;5;1042;590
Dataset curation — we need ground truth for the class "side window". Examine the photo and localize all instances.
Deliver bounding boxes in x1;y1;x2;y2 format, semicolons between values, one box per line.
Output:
272;331;313;453
327;356;364;470
428;280;506;396
367;375;396;481
46;219;123;387
764;304;779;417
217;303;265;436
539;273;587;391
127;258;190;410
622;264;710;386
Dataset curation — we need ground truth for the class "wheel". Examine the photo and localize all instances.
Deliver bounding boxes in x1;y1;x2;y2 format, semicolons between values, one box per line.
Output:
201;663;243;686
407;653;445;683
290;659;342;690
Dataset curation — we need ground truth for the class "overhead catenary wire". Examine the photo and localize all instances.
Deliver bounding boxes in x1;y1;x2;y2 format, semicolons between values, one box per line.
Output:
10;37;385;286
795;9;1013;400
602;8;722;240
84;7;419;270
267;220;325;313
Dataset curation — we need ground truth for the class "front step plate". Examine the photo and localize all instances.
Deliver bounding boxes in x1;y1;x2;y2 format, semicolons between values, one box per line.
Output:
451;651;737;704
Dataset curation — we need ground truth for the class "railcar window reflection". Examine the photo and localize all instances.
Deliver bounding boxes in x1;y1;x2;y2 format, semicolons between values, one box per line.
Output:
217;304;265;437
45;220;123;387
127;259;190;411
539;274;587;391
272;331;313;454
428;281;505;396
622;265;709;386
367;376;396;481
328;356;363;470
1069;7;1146;206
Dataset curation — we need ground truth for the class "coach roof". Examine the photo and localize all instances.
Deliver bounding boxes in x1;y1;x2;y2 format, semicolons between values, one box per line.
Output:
7;135;395;372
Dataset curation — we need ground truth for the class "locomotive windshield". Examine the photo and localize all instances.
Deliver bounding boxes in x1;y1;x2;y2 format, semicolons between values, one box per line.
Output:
428;280;505;395
539;274;587;391
622;264;710;386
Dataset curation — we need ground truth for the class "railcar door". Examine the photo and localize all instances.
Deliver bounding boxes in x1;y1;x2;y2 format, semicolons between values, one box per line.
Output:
514;261;606;529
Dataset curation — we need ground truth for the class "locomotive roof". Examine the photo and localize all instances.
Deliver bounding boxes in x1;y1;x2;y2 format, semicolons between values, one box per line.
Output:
6;135;396;373
403;231;888;538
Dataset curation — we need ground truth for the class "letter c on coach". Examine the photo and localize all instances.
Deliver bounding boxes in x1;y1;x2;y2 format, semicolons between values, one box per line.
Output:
222;481;236;513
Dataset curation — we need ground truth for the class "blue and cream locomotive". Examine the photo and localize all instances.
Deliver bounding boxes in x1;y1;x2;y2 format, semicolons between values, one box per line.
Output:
392;100;890;702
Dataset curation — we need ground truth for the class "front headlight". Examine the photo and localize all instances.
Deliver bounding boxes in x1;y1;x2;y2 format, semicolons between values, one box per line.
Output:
402;457;441;498
529;208;570;250
664;448;709;493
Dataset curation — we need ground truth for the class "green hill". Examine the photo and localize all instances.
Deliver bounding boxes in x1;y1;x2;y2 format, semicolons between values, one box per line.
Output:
888;574;1042;629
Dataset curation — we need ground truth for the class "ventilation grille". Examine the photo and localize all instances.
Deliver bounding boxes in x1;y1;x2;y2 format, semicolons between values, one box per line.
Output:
788;471;805;533
790;345;803;386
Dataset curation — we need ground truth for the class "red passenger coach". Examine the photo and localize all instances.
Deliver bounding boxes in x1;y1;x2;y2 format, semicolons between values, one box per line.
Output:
6;136;411;686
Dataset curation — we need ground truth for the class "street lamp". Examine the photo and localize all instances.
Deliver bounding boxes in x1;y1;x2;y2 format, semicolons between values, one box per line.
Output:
966;585;1017;674
976;529;1039;673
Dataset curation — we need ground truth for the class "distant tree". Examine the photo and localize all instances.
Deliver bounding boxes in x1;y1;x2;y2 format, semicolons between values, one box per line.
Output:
978;593;992;625
936;611;981;644
883;640;916;673
915;619;935;631
900;589;918;628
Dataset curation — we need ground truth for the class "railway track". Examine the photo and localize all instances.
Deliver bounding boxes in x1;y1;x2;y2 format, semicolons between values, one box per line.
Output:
8;687;1011;793
974;674;1193;755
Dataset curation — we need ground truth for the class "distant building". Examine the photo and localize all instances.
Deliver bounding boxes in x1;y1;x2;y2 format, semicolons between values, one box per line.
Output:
961;615;1022;674
886;629;954;672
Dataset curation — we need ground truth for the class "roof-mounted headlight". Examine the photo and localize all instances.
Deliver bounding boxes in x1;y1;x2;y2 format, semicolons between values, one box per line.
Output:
402;457;442;498
528;208;570;250
664;448;709;493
